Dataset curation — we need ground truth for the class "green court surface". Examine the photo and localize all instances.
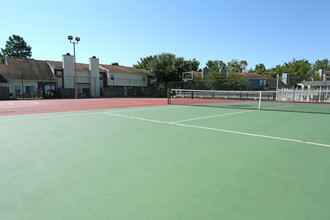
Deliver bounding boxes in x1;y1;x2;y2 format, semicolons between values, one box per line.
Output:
1;106;330;219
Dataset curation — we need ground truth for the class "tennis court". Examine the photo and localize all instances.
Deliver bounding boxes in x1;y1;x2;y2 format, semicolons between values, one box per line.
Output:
0;97;329;219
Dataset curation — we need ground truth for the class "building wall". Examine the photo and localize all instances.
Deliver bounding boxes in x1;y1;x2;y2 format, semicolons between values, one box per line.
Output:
249;79;266;90
108;72;147;87
3;80;39;98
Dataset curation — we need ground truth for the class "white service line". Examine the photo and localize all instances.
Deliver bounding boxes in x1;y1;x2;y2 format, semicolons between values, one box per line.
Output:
171;110;255;123
107;105;186;113
101;112;330;148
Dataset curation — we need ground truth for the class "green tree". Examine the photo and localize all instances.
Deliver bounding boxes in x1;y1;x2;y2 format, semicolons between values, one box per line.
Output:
1;34;32;59
310;59;330;78
111;62;119;66
255;63;266;74
133;56;156;70
223;74;250;90
204;70;226;90
183;58;200;72
278;59;311;86
267;65;283;78
135;53;200;83
227;59;248;72
204;70;250;90
206;60;227;72
0;54;4;64
150;53;181;82
282;59;311;77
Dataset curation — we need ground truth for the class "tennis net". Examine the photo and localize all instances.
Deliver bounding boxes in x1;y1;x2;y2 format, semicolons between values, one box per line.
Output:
168;89;330;114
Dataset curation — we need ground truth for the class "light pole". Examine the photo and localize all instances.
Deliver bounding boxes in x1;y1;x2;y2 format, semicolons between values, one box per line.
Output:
68;35;80;98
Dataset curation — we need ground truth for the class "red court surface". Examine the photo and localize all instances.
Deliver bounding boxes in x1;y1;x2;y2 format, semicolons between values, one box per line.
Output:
0;98;168;116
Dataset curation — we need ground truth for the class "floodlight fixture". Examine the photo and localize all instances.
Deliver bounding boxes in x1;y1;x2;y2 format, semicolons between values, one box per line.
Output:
75;37;80;42
68;35;73;40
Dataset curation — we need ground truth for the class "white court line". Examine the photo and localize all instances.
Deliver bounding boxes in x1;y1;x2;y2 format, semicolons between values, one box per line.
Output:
107;105;186;113
171;110;255;123
101;112;330;148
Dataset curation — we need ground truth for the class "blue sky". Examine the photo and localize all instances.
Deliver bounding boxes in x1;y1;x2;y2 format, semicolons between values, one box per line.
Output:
1;0;329;70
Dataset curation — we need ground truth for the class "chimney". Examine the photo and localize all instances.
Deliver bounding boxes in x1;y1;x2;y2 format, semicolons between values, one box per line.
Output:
318;68;325;81
62;53;74;88
89;56;99;76
89;56;100;97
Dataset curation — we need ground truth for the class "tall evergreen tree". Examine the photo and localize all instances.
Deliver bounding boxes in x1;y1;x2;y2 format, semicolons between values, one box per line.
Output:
1;34;32;59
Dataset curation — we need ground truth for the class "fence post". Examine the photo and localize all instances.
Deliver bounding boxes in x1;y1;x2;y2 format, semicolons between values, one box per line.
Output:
258;91;262;110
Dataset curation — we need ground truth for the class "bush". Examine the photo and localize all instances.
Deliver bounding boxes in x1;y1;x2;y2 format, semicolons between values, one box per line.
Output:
45;90;54;99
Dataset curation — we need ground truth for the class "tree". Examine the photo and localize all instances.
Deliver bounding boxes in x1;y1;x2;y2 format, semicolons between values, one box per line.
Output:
204;70;249;90
204;70;225;90
111;62;119;66
310;59;330;78
182;58;200;72
206;60;227;72
133;56;156;70
267;65;283;78
0;54;4;64
255;63;266;74
227;59;248;72
282;59;312;78
223;74;250;90
1;34;32;59
150;53;182;83
135;53;200;84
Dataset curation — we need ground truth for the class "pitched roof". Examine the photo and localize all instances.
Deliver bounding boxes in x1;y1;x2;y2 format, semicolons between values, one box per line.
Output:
47;61;95;71
230;72;289;89
100;64;148;74
230;72;273;79
0;58;57;81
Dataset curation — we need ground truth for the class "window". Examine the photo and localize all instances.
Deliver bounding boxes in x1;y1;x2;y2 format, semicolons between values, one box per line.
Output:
25;86;35;98
110;74;114;80
15;85;21;96
143;76;146;82
77;87;82;95
260;79;266;86
57;71;62;78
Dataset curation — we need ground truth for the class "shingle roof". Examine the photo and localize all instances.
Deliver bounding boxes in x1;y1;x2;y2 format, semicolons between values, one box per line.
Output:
47;61;95;71
0;58;57;81
100;64;148;74
230;72;273;79
230;72;289;89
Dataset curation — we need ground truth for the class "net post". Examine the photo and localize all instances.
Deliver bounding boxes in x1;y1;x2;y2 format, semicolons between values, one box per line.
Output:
258;91;262;110
167;89;170;104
